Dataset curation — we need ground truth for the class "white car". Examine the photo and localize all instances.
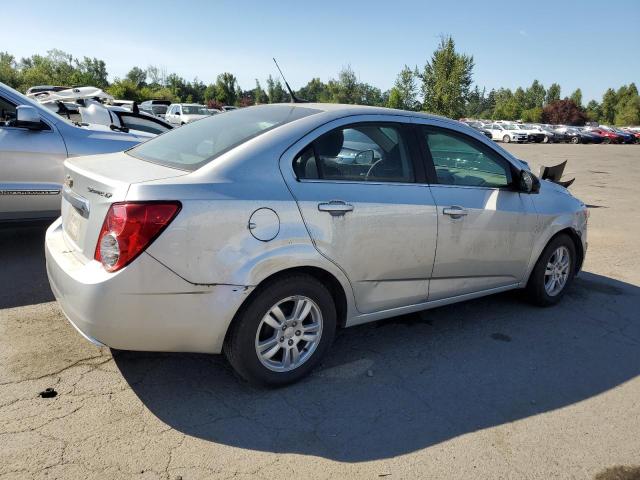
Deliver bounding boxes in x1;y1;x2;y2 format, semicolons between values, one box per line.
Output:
486;123;528;143
164;103;210;126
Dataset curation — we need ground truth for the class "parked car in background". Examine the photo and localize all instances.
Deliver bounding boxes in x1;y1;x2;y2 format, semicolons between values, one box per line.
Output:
586;127;623;144
221;105;238;112
485;123;528;143
462;120;492;139
555;126;598;144
0;82;154;222
514;124;546;143
46;103;588;386
139;100;171;118
527;125;561;143
609;127;636;144
164;103;210;126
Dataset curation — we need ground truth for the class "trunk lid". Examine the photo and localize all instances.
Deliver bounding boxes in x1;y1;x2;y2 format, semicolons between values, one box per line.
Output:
61;151;188;260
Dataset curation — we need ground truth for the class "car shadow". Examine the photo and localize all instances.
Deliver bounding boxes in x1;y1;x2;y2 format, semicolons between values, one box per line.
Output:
113;271;640;462
0;222;54;309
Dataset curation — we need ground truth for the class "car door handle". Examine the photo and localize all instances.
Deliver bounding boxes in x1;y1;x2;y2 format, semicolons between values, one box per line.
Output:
318;200;354;216
443;206;468;218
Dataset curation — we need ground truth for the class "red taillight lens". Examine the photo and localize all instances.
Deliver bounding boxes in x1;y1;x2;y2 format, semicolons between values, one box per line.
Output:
94;201;181;272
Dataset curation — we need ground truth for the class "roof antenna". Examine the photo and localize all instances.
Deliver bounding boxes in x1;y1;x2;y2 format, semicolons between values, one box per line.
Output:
273;58;307;103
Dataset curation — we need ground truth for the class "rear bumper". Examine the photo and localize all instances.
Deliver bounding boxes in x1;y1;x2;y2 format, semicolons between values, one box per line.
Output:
45;218;253;353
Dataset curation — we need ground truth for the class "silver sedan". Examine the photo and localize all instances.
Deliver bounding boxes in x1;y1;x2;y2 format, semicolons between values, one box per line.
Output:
45;104;588;386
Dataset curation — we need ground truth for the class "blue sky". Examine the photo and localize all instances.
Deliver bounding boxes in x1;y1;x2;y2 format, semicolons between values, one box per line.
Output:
4;0;639;102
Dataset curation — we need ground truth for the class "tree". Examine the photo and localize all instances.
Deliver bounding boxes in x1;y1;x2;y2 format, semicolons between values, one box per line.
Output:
521;107;543;123
266;75;287;103
614;83;640;125
546;83;561;104
524;80;546;109
541;99;587;126
146;65;166;87
72;56;108;88
0;52;20;88
297;78;329;102
126;67;147;87
569;88;582;108
214;72;239;105
585;100;602;121
492;88;520;120
600;88;617;124
253;79;268;104
328;65;360;104
387;65;419;110
420;35;474;118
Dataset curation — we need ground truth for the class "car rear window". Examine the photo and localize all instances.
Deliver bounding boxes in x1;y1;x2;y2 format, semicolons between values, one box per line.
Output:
127;104;320;171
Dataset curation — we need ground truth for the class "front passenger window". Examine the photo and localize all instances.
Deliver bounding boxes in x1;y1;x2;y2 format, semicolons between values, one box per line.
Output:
422;127;511;188
294;124;415;183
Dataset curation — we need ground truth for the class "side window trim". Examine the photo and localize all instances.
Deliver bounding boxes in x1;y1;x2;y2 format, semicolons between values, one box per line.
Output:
417;124;516;189
293;121;420;185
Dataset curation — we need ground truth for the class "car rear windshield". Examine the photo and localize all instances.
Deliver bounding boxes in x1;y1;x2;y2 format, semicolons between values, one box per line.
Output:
127;105;320;171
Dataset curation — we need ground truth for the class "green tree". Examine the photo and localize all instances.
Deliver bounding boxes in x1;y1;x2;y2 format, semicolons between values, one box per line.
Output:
569;88;582;108
387;65;419;110
72;56;108;88
253;79;268;104
524;80;546;109
545;83;561;104
492;88;520;120
614;83;640;125
601;88;617;124
266;75;287;103
297;77;329;102
585;100;602;121
521;107;543;123
420;35;474;118
328;65;360;104
0;52;20;88
125;67;147;87
214;72;239;105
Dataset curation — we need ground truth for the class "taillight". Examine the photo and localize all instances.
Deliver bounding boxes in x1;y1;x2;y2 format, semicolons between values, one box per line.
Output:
94;201;181;272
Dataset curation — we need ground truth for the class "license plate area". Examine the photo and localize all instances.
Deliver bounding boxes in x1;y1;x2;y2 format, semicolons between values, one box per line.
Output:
63;206;82;246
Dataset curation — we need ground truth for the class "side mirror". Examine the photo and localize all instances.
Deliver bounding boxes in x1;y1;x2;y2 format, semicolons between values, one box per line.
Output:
15;105;43;130
354;149;375;164
519;169;540;194
174;110;181;115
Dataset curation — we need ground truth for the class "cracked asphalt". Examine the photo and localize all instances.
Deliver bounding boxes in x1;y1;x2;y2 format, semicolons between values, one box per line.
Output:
1;144;639;479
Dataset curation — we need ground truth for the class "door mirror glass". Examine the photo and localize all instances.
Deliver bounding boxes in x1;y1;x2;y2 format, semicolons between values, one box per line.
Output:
15;105;43;130
174;110;181;115
519;169;540;194
354;149;375;165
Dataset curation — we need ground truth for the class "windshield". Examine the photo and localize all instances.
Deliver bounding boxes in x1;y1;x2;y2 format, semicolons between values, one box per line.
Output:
152;105;168;114
182;105;209;115
128;104;321;171
504;124;518;130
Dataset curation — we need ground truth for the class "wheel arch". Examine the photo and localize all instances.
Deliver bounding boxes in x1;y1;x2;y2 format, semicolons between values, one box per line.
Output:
527;227;585;285
223;265;351;348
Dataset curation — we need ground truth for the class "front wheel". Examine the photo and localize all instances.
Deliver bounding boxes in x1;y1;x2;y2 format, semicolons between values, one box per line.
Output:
543;135;550;144
602;137;611;144
503;134;511;143
571;136;580;144
224;274;336;386
526;234;576;306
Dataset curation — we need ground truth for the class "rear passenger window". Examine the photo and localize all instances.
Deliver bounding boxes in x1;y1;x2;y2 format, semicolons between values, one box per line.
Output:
294;124;415;183
421;127;511;188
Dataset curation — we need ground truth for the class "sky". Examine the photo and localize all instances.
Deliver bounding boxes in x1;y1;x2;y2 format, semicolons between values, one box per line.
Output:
4;0;639;102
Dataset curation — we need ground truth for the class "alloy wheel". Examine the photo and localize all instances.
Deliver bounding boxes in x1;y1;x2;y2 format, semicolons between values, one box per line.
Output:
544;246;571;296
254;295;323;372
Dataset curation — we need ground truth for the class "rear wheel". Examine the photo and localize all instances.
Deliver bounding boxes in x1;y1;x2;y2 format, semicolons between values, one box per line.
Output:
526;234;576;306
543;135;550;144
602;137;611;144
571;136;580;144
224;274;336;386
503;134;511;143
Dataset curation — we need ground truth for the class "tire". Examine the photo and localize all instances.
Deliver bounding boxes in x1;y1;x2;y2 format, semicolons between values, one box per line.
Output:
543;136;550;144
224;274;337;386
503;134;511;143
571;136;580;144
526;234;576;307
602;137;611;144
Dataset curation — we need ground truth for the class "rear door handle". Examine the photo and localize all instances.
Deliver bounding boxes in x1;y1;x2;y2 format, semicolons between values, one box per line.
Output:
318;200;354;216
443;206;468;218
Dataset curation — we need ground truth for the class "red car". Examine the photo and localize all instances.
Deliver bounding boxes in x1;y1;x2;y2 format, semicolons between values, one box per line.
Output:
589;128;623;144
